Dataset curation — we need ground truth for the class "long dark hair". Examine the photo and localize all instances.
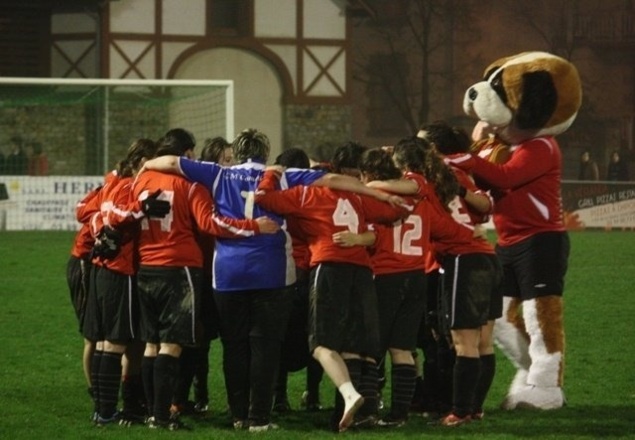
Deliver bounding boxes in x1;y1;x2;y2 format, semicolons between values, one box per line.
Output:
393;135;459;208
359;148;401;181
116;138;158;177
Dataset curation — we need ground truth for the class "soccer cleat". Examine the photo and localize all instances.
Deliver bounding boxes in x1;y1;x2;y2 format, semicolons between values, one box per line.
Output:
95;411;120;427
352;414;377;429
233;419;247;430
377;415;407;428
118;410;146;427
439;413;472;427
472;410;485;420
147;416;188;431
339;394;364;432
272;397;291;413
248;422;279;433
300;391;323;412
193;401;209;414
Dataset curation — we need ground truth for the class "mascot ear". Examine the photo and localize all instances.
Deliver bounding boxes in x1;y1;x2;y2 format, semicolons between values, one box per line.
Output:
515;71;557;130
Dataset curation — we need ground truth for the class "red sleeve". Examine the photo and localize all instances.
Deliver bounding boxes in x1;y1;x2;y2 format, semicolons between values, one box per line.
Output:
360;194;411;224
76;187;101;223
190;184;262;238
255;185;306;216
106;187;145;229
471;138;554;188
257;169;281;191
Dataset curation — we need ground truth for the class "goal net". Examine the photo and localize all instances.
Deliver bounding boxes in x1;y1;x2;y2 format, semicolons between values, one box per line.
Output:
0;78;233;230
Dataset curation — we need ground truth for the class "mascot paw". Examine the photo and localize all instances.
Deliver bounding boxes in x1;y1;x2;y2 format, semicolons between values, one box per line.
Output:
502;385;565;410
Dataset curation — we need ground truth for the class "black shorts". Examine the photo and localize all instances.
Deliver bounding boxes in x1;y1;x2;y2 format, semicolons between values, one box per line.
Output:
82;265;139;343
375;270;426;352
200;272;220;342
280;268;311;372
308;262;380;359
66;255;92;332
440;253;502;330
137;266;203;346
496;231;570;300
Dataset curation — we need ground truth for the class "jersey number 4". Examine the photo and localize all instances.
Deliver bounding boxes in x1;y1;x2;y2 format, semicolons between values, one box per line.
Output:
332;198;359;233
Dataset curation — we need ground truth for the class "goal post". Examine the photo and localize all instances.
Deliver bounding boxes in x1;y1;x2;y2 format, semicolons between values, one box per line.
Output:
0;77;233;230
0;77;234;176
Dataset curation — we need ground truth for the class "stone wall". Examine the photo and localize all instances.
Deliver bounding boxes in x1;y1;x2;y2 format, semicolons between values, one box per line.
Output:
283;104;352;162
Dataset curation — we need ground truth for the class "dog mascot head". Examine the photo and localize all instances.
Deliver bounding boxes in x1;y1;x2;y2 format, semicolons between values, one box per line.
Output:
464;51;582;146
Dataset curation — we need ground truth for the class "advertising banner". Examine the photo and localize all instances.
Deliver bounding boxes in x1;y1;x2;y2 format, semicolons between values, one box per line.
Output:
0;176;102;231
561;180;635;230
1;177;634;231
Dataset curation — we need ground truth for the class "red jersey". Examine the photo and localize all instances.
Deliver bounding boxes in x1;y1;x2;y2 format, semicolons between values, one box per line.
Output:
287;217;311;271
450;167;493;225
89;175;138;275
121;170;262;268
256;171;409;268
470;136;565;246
369;195;429;275
428;189;493;256
368;171;433;275
70;186;102;258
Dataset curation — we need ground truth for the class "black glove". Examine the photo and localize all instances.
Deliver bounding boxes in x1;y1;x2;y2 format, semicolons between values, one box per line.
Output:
92;226;122;260
142;190;171;218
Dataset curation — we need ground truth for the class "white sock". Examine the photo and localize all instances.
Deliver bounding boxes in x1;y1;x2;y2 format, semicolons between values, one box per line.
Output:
338;381;361;402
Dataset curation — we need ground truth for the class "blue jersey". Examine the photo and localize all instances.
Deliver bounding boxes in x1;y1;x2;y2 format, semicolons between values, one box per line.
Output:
179;157;324;292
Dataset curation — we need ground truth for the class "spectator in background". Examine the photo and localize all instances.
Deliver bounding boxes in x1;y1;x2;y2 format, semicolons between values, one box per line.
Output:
578;151;599;181
5;136;27;175
28;141;49;176
607;150;629;181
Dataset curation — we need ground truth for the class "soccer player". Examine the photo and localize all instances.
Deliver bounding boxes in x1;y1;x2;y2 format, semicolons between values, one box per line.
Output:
68;184;104;406
254;164;411;432
111;128;278;430
172;135;234;415
141;128;400;432
369;135;503;426
81;139;160;426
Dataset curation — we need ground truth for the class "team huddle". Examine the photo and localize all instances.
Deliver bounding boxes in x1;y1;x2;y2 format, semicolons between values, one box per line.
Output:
65;50;578;434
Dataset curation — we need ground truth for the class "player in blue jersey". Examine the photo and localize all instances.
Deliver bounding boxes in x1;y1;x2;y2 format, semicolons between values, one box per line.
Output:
142;128;400;432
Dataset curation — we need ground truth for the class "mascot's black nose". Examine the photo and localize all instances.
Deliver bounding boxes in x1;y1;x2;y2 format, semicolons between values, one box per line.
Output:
468;87;478;101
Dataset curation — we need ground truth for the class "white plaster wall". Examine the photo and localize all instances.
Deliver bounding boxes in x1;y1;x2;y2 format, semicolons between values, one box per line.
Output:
255;0;297;38
173;48;284;161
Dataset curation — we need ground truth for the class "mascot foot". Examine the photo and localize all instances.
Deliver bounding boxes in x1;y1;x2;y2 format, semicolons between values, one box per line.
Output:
502;385;565;410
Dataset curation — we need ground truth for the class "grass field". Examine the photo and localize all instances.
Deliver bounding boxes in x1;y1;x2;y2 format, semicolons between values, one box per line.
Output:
1;230;634;439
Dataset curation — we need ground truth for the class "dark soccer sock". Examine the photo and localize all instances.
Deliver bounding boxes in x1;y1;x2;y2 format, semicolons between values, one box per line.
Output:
357;360;379;418
98;351;123;418
390;363;417;420
174;347;196;408
142;356;156;417
473;354;496;413
306;357;324;399
153;354;180;422
193;342;211;404
121;373;145;416
90;350;103;415
452;356;481;418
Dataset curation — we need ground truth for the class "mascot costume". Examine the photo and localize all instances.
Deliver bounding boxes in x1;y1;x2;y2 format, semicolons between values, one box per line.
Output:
448;51;582;410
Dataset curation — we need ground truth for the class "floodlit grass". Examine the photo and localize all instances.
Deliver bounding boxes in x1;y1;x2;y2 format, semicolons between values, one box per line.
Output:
1;231;634;439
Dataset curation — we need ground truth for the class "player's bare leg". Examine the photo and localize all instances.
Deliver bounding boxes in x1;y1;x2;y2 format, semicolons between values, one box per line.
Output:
312;346;364;432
